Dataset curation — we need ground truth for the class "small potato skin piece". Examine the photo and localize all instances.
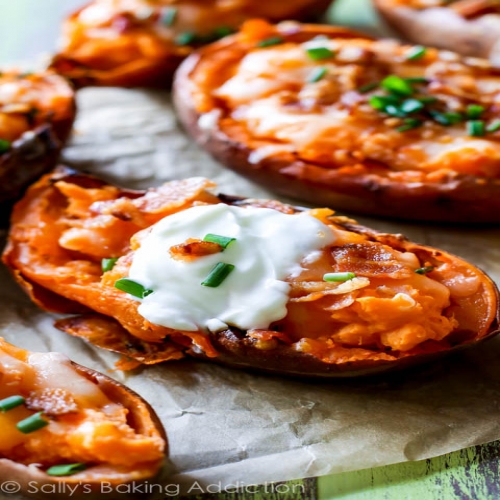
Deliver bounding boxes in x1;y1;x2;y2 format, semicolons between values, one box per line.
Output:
0;361;167;500
173;23;500;224
374;0;500;65
50;0;333;88
3;168;500;378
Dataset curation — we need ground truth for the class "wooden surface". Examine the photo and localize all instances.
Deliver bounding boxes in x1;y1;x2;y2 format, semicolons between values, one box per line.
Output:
1;1;500;499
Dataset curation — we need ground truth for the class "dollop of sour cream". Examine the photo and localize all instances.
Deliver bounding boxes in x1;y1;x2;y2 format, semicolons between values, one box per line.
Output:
128;203;336;332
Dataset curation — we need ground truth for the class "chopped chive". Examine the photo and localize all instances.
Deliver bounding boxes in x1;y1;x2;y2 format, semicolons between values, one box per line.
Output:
0;139;11;154
358;82;378;93
213;26;234;39
384;104;406;118
396;118;422;132
201;262;235;287
0;395;25;412
114;278;153;298
415;266;434;275
369;95;400;110
101;258;118;273
161;7;177;26
406;45;427;61
430;110;463;126
467;120;485;137
46;463;87;477
308;66;328;83
381;75;414;96
256;36;283;48
487;119;500;133
466;104;485;119
404;77;428;84
400;98;424;114
175;31;197;46
417;96;438;104
323;272;356;282
203;234;236;249
305;46;334;61
16;412;49;434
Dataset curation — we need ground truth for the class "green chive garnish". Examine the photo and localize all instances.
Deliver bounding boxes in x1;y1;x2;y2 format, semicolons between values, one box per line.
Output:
16;412;49;434
487;119;500;133
101;258;118;273
400;99;424;114
404;77;428;84
417;96;438;104
467;120;485;137
308;66;328;83
396;118;422;132
305;46;334;61
323;272;356;282
430;110;463;126
0;139;11;154
381;75;414;96
114;278;153;298
415;266;434;275
213;26;234;39
161;7;177;26
369;95;400;110
46;463;87;477
203;234;236;249
201;262;235;287
0;395;25;412
175;32;196;46
466;104;485;119
256;36;283;48
384;105;406;118
358;82;378;93
406;45;427;61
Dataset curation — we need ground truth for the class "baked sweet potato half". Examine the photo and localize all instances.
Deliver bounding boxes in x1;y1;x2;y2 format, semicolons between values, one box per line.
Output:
0;338;166;500
174;20;500;223
50;0;333;88
374;0;500;65
3;167;499;378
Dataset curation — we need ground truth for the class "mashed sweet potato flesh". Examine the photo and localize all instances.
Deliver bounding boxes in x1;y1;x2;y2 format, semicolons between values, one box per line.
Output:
5;170;497;367
0;339;164;471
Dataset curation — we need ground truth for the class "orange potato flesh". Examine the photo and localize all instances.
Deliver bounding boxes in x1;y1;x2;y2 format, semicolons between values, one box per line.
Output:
0;338;165;473
3;168;499;377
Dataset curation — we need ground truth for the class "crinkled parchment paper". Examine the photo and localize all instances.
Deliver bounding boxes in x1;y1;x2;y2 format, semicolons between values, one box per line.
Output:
3;88;500;496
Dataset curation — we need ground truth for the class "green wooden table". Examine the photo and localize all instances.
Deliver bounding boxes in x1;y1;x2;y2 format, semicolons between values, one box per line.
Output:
1;1;499;499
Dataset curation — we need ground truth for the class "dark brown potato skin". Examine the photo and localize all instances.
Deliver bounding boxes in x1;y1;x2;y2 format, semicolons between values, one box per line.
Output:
374;0;500;64
0;362;167;500
4;168;500;378
50;0;333;88
173;24;500;224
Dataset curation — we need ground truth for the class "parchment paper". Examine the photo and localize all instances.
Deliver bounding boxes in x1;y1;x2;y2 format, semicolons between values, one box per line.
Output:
3;87;500;496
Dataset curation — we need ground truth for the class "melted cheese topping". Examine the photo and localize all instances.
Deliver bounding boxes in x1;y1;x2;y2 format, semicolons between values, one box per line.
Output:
128;203;336;331
0;339;164;468
207;36;500;177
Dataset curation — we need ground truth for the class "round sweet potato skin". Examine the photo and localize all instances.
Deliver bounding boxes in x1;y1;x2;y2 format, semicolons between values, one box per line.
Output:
50;0;333;88
173;22;500;223
0;361;167;500
3;168;500;378
374;0;500;65
0;72;76;222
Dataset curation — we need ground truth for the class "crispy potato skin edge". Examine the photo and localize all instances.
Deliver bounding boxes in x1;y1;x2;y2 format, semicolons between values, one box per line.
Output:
0;362;167;500
173;23;500;223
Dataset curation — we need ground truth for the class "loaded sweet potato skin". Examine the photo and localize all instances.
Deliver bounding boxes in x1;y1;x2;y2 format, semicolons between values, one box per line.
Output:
50;0;333;88
0;339;167;500
0;71;75;220
173;21;500;223
374;0;500;65
3;167;500;378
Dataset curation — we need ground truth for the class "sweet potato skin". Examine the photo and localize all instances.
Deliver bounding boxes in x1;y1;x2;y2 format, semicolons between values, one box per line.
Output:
374;0;500;65
50;0;333;88
3;167;500;378
173;23;500;223
0;362;167;500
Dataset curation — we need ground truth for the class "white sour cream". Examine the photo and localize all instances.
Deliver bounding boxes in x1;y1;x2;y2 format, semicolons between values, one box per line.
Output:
128;203;336;332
